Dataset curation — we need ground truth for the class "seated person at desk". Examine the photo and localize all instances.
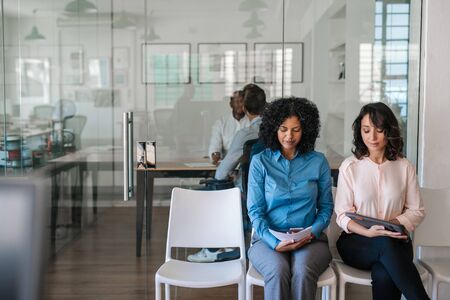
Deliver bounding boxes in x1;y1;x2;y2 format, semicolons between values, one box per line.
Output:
335;102;429;300
208;90;249;165
188;83;267;263
247;97;333;300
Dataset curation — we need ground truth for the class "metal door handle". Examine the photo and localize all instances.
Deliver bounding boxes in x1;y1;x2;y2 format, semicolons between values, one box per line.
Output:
123;112;134;200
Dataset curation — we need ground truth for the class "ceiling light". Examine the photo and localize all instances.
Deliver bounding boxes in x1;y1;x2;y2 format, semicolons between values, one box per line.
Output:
239;0;267;11
243;11;264;28
25;9;45;40
142;27;160;41
64;0;98;14
246;27;262;39
113;11;136;30
25;26;46;40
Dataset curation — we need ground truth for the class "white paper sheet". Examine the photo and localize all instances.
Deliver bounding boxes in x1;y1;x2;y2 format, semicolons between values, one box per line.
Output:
269;226;312;242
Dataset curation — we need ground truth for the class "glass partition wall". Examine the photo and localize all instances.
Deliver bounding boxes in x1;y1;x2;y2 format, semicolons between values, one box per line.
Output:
0;0;421;298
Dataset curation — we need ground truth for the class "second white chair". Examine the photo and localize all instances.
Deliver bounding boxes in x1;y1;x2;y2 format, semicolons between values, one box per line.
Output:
155;187;246;300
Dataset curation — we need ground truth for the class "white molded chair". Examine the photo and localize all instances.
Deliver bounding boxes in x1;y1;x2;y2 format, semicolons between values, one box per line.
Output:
415;188;450;300
246;263;337;300
334;260;429;300
245;187;338;300
155;187;246;300
329;185;429;299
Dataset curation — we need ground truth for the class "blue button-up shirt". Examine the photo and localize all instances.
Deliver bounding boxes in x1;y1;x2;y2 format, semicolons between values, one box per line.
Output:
247;149;334;249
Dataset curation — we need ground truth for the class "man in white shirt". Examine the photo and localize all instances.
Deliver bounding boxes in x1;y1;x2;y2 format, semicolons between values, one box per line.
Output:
208;90;249;165
188;84;267;263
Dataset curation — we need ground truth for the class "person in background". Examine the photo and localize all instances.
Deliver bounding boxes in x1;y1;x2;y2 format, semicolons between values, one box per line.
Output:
335;102;429;300
247;97;333;300
188;83;267;263
208;90;249;165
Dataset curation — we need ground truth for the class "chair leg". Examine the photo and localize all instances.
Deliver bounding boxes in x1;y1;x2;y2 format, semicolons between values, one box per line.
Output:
339;280;346;300
238;282;245;300
165;284;171;300
431;279;439;300
331;282;337;300
245;282;253;300
321;285;329;300
155;279;161;300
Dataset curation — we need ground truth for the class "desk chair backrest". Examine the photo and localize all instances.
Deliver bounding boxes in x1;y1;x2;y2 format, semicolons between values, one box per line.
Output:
166;187;245;262
63;115;87;150
414;188;450;259
241;138;264;196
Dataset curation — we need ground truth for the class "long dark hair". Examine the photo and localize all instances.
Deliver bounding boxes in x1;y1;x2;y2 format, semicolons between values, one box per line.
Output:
352;102;403;160
259;97;320;154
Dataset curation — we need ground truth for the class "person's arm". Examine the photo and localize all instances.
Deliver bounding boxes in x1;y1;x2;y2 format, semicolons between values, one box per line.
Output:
214;130;246;180
247;156;280;249
394;161;425;232
335;161;357;233
310;156;334;238
208;119;224;161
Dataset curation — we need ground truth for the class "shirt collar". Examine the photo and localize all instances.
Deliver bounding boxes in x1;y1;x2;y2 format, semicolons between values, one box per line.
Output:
273;149;300;161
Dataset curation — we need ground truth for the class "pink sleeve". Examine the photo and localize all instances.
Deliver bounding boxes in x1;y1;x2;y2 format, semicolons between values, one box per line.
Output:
335;161;357;233
396;162;425;232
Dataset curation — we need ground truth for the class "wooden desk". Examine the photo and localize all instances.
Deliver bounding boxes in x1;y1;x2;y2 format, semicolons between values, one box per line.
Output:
47;147;121;251
135;162;216;257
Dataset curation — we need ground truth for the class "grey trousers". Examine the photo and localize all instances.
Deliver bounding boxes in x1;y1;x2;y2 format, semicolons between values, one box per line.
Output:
248;233;331;300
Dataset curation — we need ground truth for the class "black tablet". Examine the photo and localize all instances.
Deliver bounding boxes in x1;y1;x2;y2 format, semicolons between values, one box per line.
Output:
345;212;406;234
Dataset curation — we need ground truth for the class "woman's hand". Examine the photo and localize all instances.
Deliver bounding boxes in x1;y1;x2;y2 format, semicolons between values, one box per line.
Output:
275;234;313;252
347;220;409;239
366;225;409;239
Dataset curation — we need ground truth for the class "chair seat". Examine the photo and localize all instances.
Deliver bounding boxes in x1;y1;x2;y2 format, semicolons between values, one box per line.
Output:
247;264;336;287
335;261;429;285
156;259;244;288
419;259;450;281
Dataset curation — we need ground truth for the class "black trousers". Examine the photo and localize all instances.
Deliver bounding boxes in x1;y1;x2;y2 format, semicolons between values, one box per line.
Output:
337;232;429;300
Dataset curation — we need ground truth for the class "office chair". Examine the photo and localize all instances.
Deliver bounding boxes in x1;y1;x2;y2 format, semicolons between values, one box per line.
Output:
63;115;87;150
155;187;246;299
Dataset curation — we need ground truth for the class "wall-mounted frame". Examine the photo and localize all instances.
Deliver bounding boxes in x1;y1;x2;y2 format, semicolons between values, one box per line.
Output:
17;58;50;102
61;45;84;85
142;43;191;84
197;43;247;83
254;42;303;83
4;45;29;84
88;57;111;88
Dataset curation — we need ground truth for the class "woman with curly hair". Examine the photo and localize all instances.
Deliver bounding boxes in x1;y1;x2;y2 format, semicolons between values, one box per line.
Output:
247;97;334;300
335;102;429;300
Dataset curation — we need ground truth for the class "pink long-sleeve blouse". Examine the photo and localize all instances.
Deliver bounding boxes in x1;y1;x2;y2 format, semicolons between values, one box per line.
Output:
335;155;425;233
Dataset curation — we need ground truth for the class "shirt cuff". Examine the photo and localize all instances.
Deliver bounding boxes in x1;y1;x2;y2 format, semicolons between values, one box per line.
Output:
396;215;414;232
264;232;280;250
341;216;352;233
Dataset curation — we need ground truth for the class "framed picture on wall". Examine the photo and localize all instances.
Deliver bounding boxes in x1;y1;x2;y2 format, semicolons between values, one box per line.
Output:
142;43;190;84
61;45;84;85
254;42;303;84
197;43;247;83
88;57;111;88
4;45;29;84
17;58;50;101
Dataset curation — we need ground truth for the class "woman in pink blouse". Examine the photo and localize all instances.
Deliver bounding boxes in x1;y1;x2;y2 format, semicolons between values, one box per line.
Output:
335;102;429;300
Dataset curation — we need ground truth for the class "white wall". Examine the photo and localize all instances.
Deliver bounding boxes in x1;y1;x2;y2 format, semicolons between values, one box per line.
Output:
419;0;450;189
419;0;450;297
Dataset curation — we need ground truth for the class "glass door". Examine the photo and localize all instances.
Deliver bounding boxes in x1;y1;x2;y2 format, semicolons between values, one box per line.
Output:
0;0;422;299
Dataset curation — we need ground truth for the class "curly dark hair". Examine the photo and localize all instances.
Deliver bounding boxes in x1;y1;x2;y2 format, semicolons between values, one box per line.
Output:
259;97;320;154
352;102;404;160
